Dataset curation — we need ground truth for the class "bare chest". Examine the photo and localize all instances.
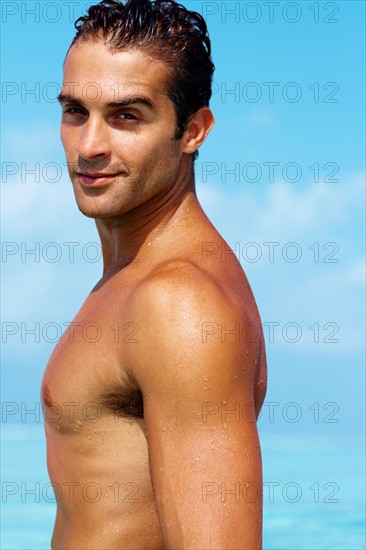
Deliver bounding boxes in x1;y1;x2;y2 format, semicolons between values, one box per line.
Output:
41;288;143;434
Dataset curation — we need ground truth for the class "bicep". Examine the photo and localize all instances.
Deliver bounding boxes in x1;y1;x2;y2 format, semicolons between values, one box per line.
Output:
145;395;263;549
140;339;262;549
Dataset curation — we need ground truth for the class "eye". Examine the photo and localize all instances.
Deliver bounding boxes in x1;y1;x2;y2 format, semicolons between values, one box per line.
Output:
63;107;85;115
117;112;138;121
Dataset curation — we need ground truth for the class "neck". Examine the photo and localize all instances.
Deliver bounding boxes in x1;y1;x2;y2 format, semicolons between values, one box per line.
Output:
95;166;196;276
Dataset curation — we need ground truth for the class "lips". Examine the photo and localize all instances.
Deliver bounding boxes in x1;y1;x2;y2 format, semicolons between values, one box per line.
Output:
76;172;122;186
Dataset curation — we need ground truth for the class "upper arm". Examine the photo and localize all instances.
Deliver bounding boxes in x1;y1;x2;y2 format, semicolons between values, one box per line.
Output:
130;264;263;549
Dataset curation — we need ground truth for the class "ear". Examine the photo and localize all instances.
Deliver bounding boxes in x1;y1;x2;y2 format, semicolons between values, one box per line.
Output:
182;107;215;155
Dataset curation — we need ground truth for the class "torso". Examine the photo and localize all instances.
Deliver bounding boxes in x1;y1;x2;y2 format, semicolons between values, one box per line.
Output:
42;207;267;549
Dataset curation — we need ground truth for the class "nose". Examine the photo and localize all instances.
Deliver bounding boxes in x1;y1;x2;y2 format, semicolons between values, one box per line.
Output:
77;117;111;160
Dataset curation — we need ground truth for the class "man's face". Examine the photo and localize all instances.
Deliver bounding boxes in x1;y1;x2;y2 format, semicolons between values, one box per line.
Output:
59;40;187;219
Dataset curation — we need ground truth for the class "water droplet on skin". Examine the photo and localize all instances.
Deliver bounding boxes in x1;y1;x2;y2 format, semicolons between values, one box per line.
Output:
203;377;208;382
77;420;82;426
162;426;166;432
105;493;109;497
80;449;84;453
246;350;249;355
88;435;91;440
159;467;163;472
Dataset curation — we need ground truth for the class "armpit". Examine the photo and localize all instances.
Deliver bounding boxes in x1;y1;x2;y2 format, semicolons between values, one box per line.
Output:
100;390;144;419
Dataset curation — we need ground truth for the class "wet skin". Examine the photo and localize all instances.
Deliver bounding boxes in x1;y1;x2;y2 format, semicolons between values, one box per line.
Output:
42;41;267;549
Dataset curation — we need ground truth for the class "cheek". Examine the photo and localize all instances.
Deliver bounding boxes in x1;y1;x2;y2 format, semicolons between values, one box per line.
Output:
138;128;182;163
135;142;179;179
112;133;175;172
60;123;85;157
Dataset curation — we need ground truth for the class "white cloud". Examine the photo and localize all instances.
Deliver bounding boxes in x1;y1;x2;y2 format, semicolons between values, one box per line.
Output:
198;171;364;243
2;173;99;322
197;172;365;352
1;173;94;242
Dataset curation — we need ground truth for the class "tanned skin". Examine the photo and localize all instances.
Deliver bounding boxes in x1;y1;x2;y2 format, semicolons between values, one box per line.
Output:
42;41;267;549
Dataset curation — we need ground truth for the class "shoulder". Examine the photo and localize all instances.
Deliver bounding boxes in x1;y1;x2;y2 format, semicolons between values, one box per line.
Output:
128;256;260;337
129;258;241;329
125;259;259;393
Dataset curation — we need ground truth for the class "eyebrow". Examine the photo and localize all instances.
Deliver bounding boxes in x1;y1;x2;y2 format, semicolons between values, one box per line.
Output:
57;93;155;110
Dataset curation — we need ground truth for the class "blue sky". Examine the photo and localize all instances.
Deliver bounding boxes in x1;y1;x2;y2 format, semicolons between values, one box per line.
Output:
1;0;365;437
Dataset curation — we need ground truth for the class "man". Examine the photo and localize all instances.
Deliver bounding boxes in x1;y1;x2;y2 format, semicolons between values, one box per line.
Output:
42;0;267;547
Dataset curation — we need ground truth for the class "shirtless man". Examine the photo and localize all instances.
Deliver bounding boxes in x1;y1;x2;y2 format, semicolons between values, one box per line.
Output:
41;0;267;548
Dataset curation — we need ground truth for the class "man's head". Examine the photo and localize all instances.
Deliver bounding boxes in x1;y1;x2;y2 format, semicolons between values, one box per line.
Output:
59;0;215;220
69;0;214;154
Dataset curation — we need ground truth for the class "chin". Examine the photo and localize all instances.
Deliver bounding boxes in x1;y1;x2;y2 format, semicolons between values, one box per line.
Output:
75;198;135;219
77;205;121;219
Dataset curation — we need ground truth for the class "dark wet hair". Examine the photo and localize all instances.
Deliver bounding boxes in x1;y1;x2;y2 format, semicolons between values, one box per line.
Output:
70;0;214;160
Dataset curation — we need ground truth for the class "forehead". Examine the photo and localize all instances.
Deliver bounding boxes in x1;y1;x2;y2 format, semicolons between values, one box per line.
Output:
62;40;171;104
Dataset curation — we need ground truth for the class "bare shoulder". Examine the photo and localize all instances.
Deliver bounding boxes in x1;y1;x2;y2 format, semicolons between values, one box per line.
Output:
126;258;264;397
130;257;246;326
128;259;235;349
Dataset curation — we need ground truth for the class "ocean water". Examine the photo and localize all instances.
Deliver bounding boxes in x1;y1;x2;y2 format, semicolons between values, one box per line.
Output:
1;425;365;549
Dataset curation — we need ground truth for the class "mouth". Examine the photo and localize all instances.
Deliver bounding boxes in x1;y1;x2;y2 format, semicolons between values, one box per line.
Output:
75;172;123;186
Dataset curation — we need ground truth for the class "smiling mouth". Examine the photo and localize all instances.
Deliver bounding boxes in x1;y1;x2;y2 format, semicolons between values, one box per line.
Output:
76;172;123;186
